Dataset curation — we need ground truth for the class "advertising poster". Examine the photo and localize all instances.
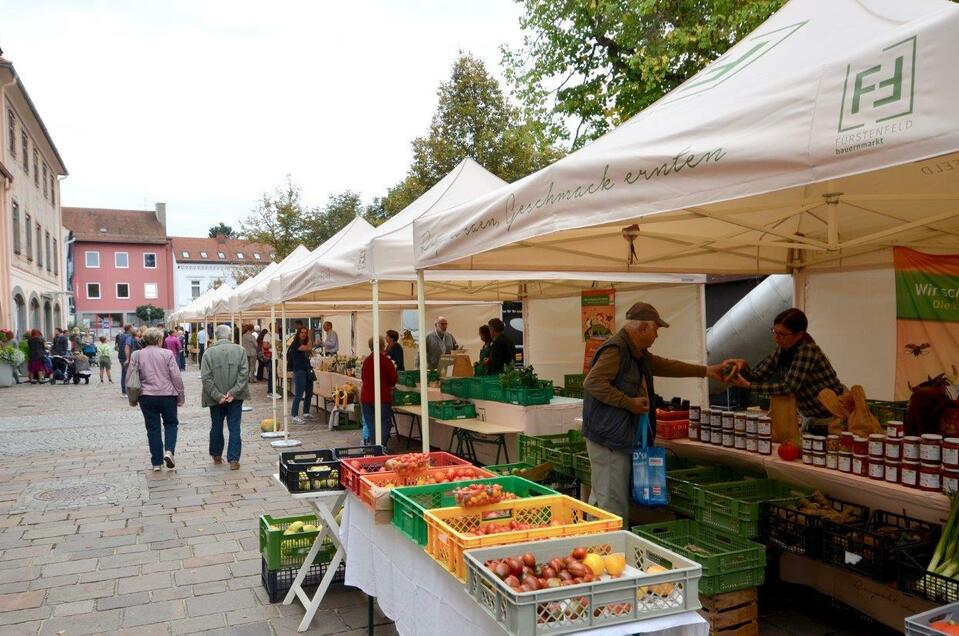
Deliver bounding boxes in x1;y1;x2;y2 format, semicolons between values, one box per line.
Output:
893;248;959;400
501;301;524;366
582;289;615;372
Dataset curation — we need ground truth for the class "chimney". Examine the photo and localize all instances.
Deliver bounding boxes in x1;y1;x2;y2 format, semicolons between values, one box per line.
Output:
154;202;166;230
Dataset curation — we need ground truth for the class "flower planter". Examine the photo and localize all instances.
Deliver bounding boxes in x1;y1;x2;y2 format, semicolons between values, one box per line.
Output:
0;362;15;387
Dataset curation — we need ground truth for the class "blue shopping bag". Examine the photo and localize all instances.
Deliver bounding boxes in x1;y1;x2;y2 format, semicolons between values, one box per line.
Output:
632;413;669;507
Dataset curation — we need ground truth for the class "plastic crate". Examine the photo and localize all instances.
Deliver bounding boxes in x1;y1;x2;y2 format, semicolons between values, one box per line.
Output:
822;510;940;582
358;465;496;510
339;450;472;499
424;494;622;581
695;479;808;539
666;466;741;519
764;495;869;558
259;514;334;570
505;383;554;406
573;452;591;486
464;531;702;635
396;369;439;387
656;420;689;440
483;383;508;402
632;519;766;596
440;377;470;397
520;431;584;467
278;449;343;494
564;374;585;390
428;400;477;420
898;543;959;606
866;399;909;425
391;389;421;406
260;556;344;603
904;599;959;636
391;476;558;546
541;439;587;477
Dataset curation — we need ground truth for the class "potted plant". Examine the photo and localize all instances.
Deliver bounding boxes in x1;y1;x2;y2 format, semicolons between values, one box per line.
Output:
0;330;24;387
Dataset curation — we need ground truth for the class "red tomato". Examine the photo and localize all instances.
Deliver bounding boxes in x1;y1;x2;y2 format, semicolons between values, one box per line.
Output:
778;440;801;462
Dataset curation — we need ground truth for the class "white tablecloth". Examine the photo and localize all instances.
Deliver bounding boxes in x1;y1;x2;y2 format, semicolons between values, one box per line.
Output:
340;495;707;636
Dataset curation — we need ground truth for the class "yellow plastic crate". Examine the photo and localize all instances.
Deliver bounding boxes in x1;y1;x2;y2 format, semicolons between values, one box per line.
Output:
423;494;621;582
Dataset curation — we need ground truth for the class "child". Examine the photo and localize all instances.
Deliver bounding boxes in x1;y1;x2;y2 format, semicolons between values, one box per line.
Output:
73;354;92;384
96;336;114;383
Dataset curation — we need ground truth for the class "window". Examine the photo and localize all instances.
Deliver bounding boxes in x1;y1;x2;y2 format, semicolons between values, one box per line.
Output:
50;175;55;206
115;252;128;268
85;251;100;268
181;250;189;258
236;252;244;259
24;213;32;260
143;253;157;268
12;201;20;254
21;130;28;171
42;164;48;199
116;283;130;299
53;239;58;275
36;223;42;268
217;252;225;259
144;283;158;299
7;110;14;155
190;280;200;299
253;253;261;260
199;251;208;258
270;253;276;260
45;231;50;272
86;283;101;299
33;149;38;187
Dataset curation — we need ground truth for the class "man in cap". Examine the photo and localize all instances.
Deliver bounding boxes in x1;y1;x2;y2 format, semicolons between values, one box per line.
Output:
582;302;730;526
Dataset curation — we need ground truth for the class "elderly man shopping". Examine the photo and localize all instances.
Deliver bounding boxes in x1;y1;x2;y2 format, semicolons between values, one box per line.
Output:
201;325;250;470
582;302;731;526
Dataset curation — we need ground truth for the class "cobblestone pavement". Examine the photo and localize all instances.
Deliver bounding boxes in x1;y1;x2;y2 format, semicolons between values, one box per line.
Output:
0;355;399;635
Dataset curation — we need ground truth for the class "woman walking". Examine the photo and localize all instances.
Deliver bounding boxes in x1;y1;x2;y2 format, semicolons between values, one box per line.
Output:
96;336;114;383
360;336;397;451
128;328;184;471
27;330;48;383
287;327;314;424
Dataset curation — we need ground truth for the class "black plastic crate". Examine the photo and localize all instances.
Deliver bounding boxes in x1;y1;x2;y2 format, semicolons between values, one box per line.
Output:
260;556;345;603
764;496;869;558
898;542;959;606
332;445;385;463
278;449;342;494
822;510;940;582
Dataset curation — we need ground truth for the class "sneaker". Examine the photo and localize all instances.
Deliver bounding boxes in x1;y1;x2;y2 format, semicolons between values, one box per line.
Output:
266;393;277;399
164;451;175;469
292;416;303;425
229;461;240;470
301;413;314;420
212;456;223;464
152;465;161;472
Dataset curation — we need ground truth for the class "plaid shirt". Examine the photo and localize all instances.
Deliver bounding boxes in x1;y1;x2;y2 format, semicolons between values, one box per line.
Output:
742;340;844;418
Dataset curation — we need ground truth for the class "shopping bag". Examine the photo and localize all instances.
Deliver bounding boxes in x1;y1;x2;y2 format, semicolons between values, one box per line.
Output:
126;352;142;407
632;413;668;507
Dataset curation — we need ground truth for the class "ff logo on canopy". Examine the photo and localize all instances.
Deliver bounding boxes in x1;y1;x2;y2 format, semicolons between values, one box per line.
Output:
838;36;916;133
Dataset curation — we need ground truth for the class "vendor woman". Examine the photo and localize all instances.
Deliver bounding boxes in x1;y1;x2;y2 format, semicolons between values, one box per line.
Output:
727;308;845;433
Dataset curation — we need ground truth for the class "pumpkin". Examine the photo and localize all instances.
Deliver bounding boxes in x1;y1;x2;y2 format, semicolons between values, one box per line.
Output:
260;418;277;433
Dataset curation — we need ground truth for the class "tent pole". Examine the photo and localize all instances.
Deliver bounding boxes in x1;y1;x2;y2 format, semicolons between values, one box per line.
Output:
262;304;283;439
231;313;236;343
272;302;301;448
372;279;382;448
416;270;429;452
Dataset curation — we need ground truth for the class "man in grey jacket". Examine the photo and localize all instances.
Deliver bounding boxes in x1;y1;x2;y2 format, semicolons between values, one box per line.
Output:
201;325;250;470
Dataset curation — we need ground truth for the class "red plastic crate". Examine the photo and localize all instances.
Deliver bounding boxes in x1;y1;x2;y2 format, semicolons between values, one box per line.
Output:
658;419;689;439
339;451;473;498
657;409;689;421
359;465;496;509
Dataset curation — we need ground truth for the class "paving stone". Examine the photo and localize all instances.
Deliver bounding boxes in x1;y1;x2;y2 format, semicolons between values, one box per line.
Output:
141;559;179;574
182;552;234;569
53;599;96;616
206;621;273;636
270;610;349;635
0;581;31;594
120;572;173;593
193;580;229;595
3;566;40;583
185;589;257;616
338;603;390;629
79;565;141;583
0;606;52;626
151;585;193;602
120;599;187;627
174;563;232;586
39;556;99;576
96;591;151;610
45;579;116;603
3;620;45;636
0;589;45;611
191;539;240;557
97;551;157;569
229;558;261;577
112;624;170;636
38;608;122;635
170;613;228;635
28;573;80;590
226;603;279;625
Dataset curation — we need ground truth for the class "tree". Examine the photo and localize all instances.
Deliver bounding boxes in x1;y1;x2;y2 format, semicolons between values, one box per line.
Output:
208;222;235;238
135;304;164;324
379;53;563;219
301;190;366;247
237;178;310;260
503;0;786;149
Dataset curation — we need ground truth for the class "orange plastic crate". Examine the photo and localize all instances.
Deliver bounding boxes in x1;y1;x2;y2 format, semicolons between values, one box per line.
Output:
358;465;495;510
339;451;472;497
657;420;689;440
424;494;622;581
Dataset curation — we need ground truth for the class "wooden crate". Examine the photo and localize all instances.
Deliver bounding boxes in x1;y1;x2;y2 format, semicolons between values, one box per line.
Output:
699;588;758;636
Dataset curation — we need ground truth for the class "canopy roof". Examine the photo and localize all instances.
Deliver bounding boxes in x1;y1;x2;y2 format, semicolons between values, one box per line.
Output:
233;245;312;311
169;286;220;323
413;0;959;274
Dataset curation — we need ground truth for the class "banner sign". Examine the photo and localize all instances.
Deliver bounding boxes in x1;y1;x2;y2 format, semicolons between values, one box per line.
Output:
894;248;959;399
582;289;615;372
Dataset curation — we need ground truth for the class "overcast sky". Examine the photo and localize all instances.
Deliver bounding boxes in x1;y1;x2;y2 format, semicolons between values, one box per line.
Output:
3;0;524;236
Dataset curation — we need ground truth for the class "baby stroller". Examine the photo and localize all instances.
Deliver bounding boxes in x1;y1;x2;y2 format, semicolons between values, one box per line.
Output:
50;353;73;384
72;354;92;384
81;342;98;368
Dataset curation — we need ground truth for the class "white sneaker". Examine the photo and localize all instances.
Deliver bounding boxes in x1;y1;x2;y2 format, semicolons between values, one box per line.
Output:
292;416;303;425
301;413;314;420
164;451;175;469
266;393;277;399
152;465;161;472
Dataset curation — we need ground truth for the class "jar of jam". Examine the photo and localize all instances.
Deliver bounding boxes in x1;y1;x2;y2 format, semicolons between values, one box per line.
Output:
745;434;758;453
689;405;701;422
802;451;814;465
812;452;826;468
900;461;920;488
868;434;886;458
688;421;700;441
884;438;902;461
921;434;944;463
699;425;711;444
840;432;855;449
826;435;841;453
902;436;922;461
826;451;838;470
885;420;904;439
710;410;722;428
885;461;900;484
757;416;772;437
852;454;867;477
943;438;959;468
758;435;772;455
920;463;942;492
734;433;746;450
802;435;813;453
722;432;735;448
746;415;758;435
853;436;868;455
868;458;885;480
812;436;826;453
944;468;959;494
734;413;747;433
838;452;852;473
711;426;723;446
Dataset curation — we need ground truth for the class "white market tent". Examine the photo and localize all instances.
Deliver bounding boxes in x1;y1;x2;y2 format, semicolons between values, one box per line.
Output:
169;286;220;324
412;0;959;400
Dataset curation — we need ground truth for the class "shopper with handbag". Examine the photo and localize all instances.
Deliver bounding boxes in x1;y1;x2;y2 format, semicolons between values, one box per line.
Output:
128;328;184;472
287;327;315;424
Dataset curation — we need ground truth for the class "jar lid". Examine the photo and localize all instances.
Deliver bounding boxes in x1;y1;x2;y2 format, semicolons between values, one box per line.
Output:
854;436;867;442
886;420;904;426
902;459;921;465
757;434;772;439
885;460;901;466
827;435;840;440
839;450;852;456
869;434;886;440
920;462;942;468
903;436;922;442
922;434;944;441
945;438;959;444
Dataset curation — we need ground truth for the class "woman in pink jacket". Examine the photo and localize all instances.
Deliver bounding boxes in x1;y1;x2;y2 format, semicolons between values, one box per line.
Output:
129;328;185;471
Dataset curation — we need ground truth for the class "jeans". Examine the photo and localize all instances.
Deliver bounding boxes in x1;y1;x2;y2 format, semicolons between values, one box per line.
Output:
120;361;127;394
197;343;205;367
291;369;313;417
247;355;257;382
178;351;186;371
266;364;273;394
209;400;243;462
361;402;394;452
256;359;265;381
585;438;632;529
139;395;179;467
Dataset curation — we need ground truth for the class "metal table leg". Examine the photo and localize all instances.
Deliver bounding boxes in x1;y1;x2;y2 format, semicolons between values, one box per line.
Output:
367;594;374;636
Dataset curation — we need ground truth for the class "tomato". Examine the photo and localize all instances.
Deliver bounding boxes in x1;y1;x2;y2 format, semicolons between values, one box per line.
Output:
778;440;801;462
930;621;959;635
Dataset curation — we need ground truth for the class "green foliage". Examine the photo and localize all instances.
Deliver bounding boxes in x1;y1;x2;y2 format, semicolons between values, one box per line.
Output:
501;365;541;388
0;345;25;367
208;222;235;238
503;0;786;149
135;304;165;324
302;190;365;247
237;178;307;260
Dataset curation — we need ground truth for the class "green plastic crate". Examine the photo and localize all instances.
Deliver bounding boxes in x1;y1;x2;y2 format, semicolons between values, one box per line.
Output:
667;466;743;518
392;389;421;406
519;430;583;466
396;369;439;387
483;383;508;402
632;519;766;595
485;461;536;476
428;399;477;420
541;439;586;477
259;513;334;570
866;399;908;424
439;377;470;397
391;476;558;545
572;452;591;486
564;374;585;390
695;479;808;539
504;381;554;406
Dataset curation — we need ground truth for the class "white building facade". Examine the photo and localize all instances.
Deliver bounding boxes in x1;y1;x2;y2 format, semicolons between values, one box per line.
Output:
171;235;273;312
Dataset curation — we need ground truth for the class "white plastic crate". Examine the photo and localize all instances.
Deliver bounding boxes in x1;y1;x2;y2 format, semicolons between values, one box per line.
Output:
905;601;959;636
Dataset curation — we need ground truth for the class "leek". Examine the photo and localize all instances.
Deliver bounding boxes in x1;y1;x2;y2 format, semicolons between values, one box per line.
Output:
929;493;959;573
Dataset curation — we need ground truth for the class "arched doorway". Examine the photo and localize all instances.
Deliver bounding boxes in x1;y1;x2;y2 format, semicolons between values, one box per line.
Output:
14;293;26;338
43;301;52;337
54;303;62;331
29;295;41;335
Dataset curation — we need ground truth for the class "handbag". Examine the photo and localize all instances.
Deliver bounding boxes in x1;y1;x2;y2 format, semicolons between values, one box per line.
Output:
126;351;142;407
632;413;669;507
